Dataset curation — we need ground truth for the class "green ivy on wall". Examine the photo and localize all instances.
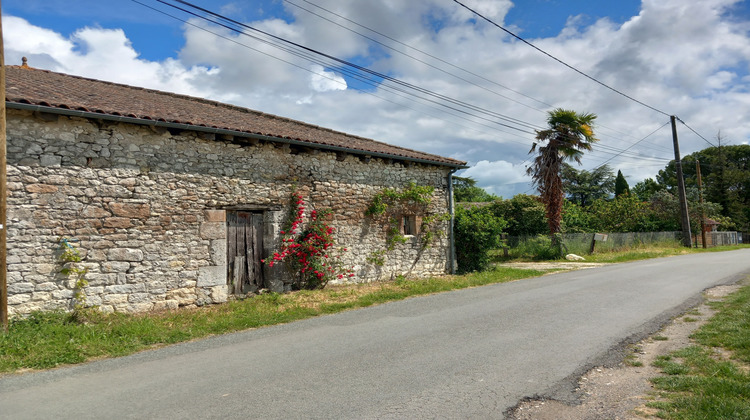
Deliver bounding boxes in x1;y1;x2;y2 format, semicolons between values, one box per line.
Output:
366;182;448;267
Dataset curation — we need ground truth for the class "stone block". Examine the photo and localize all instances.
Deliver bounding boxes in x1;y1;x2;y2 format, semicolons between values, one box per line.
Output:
8;294;31;304
110;203;151;219
199;222;226;239
210;239;226;266
102;261;131;273
33;264;58;275
31;291;52;302
86;250;107;262
81;206;111;218
153;300;179;311
204;209;226;222
8;282;35;293
127;302;154;313
52;289;74;299
128;293;151;303
105;284;136;294
35;282;59;292
40;154;62;167
26;184;58;193
197;265;226;287
104;217;132;229
210;285;228;303
166;287;197;306
108;248;144;262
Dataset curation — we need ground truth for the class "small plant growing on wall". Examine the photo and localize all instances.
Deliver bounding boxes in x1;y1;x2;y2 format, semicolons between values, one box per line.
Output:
58;237;90;312
366;182;448;266
264;191;353;289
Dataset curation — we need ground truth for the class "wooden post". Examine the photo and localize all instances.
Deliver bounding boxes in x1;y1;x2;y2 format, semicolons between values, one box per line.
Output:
671;116;692;247
697;160;707;249
0;0;9;333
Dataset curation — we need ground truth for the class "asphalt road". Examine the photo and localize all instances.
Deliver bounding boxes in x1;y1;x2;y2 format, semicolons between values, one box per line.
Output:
2;249;750;419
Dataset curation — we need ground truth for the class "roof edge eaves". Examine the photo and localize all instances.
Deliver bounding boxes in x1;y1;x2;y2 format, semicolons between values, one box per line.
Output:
7;102;469;169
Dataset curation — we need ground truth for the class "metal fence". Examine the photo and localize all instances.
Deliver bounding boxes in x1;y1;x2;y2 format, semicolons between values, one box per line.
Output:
507;231;740;256
694;231;740;247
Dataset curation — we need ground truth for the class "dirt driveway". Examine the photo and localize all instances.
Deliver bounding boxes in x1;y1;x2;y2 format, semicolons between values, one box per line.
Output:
502;261;610;271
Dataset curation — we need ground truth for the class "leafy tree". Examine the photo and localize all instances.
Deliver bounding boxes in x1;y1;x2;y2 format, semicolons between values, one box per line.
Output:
561;200;594;233
527;109;598;236
649;189;729;232
454;205;506;273
656;144;750;230
491;194;547;237
452;176;498;202
561;163;614;206
632;178;663;201
615;170;630;198
588;195;658;232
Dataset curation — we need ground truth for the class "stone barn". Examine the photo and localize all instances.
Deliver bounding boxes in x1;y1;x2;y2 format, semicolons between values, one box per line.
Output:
4;65;466;315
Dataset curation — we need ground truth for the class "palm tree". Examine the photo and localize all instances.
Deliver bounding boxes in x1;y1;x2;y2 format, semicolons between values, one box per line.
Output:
527;108;598;236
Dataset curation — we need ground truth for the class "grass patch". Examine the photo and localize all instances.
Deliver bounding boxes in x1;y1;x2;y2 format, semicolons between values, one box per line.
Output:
647;282;750;419
0;266;543;374
682;317;699;323
653;335;669;341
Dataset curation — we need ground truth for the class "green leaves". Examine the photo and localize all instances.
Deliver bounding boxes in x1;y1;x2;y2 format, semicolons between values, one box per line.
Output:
454;205;507;273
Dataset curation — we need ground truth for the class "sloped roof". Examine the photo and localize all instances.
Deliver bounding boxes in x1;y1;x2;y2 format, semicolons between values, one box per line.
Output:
5;66;466;168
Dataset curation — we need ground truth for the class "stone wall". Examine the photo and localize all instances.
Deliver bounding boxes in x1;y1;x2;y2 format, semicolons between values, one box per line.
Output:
5;109;452;315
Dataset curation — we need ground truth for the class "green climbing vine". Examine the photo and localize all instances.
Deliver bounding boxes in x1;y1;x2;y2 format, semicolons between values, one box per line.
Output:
58;237;89;311
365;182;449;266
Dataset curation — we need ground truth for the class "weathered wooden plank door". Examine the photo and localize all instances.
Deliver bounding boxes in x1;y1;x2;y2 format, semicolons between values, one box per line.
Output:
227;211;264;294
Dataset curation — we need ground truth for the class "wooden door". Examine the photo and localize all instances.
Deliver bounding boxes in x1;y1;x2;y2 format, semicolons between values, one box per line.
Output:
227;211;264;294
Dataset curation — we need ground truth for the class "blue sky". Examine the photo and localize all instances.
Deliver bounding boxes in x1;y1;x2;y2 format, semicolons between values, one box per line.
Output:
3;0;750;198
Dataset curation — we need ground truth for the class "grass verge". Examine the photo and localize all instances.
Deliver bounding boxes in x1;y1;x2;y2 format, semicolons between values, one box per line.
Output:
647;282;750;419
0;266;543;375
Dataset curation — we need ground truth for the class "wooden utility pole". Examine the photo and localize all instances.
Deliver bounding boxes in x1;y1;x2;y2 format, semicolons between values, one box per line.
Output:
696;160;707;249
0;0;8;333
671;116;692;248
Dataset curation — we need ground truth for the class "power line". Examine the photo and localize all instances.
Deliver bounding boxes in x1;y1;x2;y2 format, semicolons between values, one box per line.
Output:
452;0;672;118
159;0;542;135
676;117;718;147
287;0;554;111
291;0;689;162
131;0;540;148
593;121;671;167
140;0;683;172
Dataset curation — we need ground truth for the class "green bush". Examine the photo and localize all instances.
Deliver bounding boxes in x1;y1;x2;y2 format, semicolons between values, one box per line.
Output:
491;194;547;237
454;205;507;273
509;234;563;260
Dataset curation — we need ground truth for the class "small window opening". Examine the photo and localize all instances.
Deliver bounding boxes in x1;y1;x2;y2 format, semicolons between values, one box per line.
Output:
401;215;418;236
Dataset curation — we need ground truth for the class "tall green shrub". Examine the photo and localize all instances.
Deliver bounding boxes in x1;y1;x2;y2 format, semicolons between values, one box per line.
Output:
492;194;547;236
454;205;507;273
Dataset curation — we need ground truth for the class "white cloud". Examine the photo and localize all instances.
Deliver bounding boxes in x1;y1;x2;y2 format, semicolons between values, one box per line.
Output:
4;16;219;100
461;160;529;198
309;64;347;92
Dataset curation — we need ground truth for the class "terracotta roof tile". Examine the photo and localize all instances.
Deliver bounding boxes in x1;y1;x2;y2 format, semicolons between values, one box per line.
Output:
5;66;466;167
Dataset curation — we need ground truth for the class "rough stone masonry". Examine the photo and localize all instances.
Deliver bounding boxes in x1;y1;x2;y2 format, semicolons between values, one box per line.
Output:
5;109;453;315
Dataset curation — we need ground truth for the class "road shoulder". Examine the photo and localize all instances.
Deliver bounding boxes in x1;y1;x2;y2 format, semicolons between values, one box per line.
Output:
508;283;743;420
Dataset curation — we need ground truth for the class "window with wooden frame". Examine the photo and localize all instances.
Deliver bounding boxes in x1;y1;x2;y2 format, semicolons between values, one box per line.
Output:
400;214;419;236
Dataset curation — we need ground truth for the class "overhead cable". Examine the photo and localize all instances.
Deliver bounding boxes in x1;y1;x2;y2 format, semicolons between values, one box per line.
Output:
676;117;718;147
285;0;553;112
131;0;539;147
452;0;672;117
